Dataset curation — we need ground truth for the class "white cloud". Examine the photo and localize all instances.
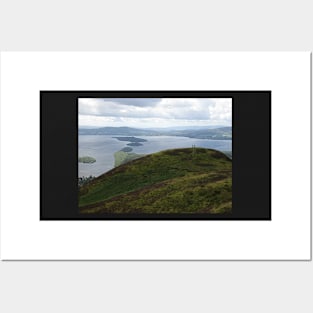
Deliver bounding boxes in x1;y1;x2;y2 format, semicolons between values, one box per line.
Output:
79;98;231;128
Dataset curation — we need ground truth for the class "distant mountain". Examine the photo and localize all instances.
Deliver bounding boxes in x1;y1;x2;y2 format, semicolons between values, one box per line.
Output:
79;126;232;140
160;127;232;140
79;127;158;136
149;125;228;131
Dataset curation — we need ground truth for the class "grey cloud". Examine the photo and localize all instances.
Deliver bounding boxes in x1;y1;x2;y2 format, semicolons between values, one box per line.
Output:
102;98;161;107
79;98;231;122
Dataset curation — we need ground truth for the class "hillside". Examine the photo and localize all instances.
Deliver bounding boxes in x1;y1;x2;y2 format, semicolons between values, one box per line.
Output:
79;126;232;140
79;126;158;136
114;150;144;167
79;148;232;214
162;127;232;139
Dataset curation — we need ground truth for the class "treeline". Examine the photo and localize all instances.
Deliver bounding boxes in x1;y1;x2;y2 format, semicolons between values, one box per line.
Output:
78;176;95;187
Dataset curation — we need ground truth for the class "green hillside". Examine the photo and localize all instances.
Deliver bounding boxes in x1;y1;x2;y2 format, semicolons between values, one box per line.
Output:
79;148;232;214
114;150;144;167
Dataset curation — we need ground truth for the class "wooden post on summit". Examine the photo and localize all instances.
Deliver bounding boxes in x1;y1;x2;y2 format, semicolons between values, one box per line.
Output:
192;145;196;158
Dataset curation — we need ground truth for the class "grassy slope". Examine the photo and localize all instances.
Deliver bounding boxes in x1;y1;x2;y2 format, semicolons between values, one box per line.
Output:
79;148;232;214
114;151;144;167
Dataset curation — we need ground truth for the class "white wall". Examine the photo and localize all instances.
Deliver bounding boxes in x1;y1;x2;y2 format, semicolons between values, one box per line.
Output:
0;1;312;312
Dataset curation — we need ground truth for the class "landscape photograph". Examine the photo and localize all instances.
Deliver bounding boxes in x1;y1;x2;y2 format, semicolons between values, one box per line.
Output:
78;98;232;216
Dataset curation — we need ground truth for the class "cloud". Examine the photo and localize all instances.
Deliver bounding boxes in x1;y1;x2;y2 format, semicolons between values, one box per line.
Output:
78;98;232;127
102;98;160;107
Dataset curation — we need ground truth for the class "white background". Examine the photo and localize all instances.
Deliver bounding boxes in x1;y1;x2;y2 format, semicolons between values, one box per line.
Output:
0;1;312;312
1;52;310;260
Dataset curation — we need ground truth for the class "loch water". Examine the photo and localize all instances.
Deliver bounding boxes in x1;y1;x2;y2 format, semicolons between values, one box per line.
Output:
79;135;232;177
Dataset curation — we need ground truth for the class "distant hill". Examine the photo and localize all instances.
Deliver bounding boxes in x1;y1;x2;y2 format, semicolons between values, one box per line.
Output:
79;126;232;140
79;148;232;214
149;125;228;131
161;127;231;139
79;126;158;136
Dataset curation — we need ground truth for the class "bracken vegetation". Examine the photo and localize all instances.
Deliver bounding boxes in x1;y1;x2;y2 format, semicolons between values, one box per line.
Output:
79;148;232;214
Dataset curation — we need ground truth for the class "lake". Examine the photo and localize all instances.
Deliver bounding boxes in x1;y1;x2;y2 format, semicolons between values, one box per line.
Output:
79;135;232;177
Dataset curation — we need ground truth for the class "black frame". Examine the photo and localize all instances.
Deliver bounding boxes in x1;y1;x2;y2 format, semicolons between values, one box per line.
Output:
40;91;271;220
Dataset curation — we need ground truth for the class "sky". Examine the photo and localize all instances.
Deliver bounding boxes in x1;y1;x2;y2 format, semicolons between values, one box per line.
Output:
78;98;232;128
